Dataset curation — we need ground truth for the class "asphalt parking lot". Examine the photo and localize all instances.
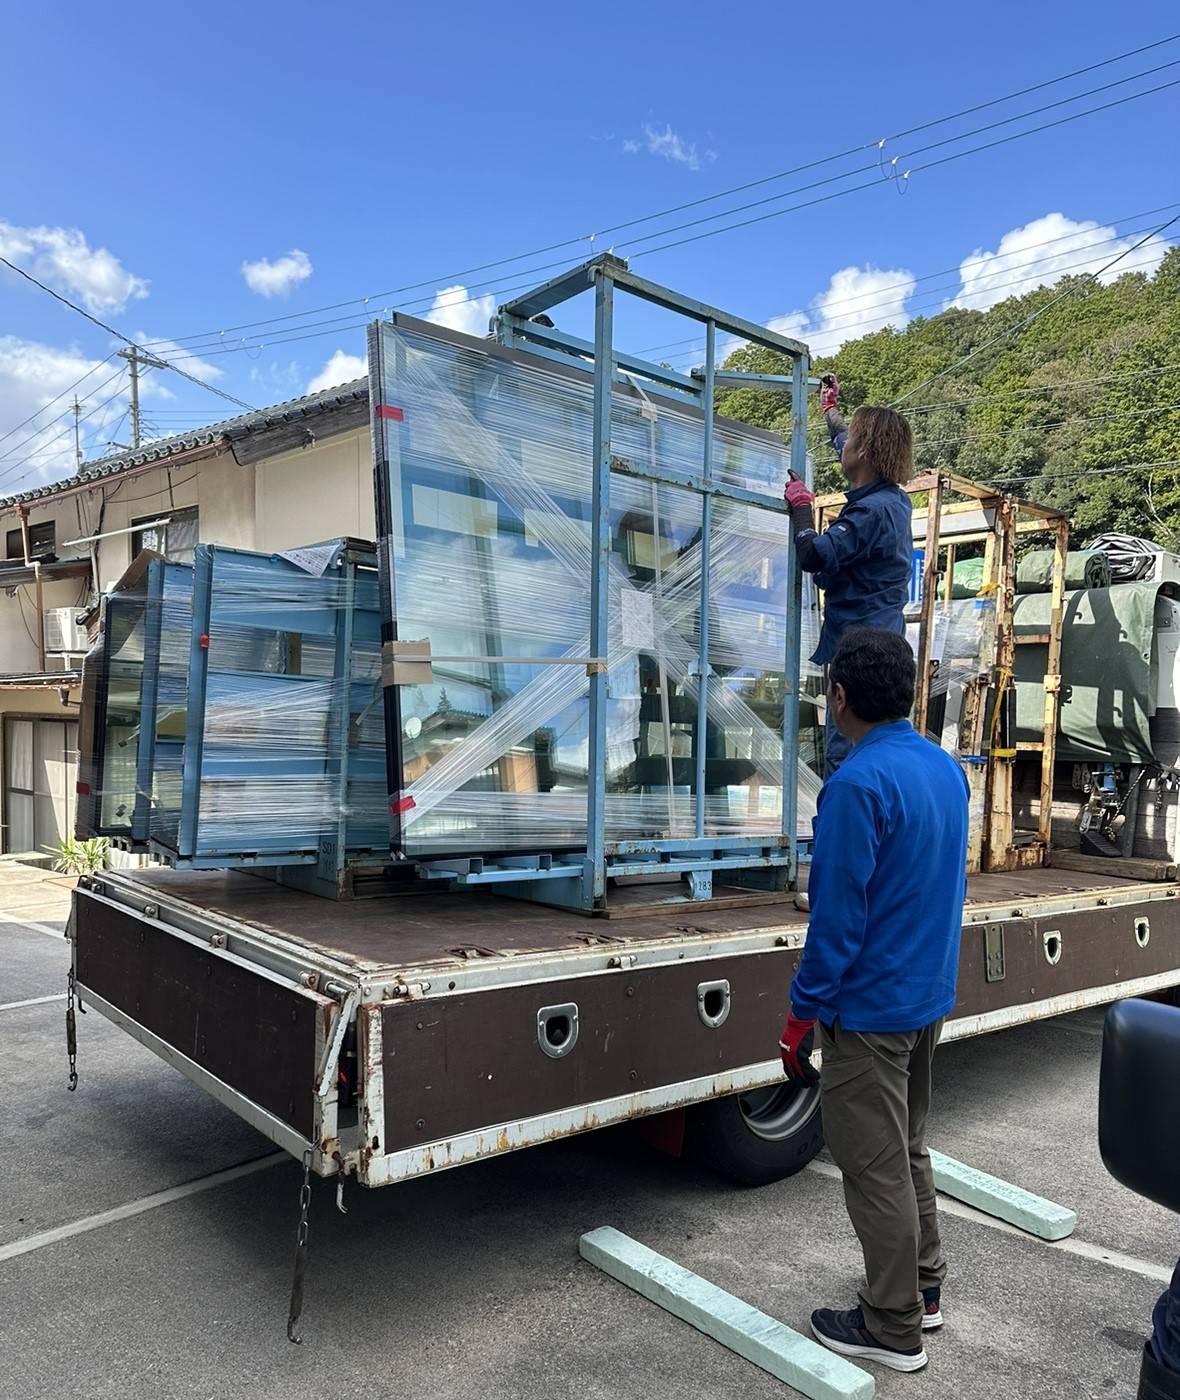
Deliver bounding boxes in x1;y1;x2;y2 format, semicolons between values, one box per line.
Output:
1;880;1177;1400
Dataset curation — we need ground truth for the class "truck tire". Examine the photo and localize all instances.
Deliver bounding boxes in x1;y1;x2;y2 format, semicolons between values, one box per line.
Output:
685;1082;824;1186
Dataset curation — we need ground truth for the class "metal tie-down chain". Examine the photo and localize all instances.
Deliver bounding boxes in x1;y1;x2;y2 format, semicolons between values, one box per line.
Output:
287;1148;314;1343
65;965;82;1091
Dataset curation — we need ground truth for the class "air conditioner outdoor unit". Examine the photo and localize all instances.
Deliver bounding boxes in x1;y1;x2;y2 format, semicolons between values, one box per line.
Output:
44;607;87;654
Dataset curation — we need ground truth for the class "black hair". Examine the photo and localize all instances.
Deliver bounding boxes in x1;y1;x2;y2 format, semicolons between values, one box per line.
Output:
828;626;915;723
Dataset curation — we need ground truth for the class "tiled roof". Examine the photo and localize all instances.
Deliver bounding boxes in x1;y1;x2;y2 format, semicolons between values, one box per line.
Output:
0;378;368;510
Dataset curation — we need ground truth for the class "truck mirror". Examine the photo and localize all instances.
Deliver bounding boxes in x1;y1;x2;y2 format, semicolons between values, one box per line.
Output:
1099;998;1180;1213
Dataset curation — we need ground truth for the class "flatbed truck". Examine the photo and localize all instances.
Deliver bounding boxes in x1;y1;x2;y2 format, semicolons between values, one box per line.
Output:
68;861;1180;1191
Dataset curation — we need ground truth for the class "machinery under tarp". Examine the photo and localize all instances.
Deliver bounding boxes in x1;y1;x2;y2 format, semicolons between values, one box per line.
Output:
1014;582;1171;764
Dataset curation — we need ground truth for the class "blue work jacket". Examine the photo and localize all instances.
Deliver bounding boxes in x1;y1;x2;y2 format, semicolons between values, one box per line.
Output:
790;720;969;1033
797;479;913;665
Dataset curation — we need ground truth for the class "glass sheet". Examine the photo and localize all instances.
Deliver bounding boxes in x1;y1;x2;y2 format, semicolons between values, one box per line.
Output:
373;320;819;856
97;597;147;834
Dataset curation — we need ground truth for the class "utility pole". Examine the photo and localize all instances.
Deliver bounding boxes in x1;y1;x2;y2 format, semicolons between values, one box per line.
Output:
73;396;82;468
117;346;169;448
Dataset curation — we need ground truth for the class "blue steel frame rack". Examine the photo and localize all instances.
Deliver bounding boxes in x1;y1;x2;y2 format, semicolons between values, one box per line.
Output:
370;253;813;912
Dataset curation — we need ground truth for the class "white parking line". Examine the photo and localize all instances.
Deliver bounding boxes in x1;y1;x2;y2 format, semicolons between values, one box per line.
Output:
807;1160;1171;1284
0;917;68;941
0;1153;288;1265
0;993;66;1012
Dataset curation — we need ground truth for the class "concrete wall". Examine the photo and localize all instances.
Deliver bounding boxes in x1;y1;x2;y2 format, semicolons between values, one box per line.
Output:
253;428;373;551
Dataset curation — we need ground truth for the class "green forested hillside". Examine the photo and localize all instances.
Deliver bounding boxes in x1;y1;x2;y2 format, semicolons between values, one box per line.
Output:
717;246;1180;545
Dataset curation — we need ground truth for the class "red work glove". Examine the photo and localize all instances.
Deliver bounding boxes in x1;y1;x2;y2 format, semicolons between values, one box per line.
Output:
819;372;840;413
784;469;815;509
779;1013;819;1086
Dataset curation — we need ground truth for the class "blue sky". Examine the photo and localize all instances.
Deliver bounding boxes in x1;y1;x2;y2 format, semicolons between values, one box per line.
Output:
2;0;1178;491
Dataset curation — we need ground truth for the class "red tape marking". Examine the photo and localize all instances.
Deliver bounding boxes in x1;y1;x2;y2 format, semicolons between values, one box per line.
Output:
391;795;416;814
377;405;405;422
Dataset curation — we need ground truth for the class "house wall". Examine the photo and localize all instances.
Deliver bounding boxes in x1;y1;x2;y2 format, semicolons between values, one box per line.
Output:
253;428;374;551
0;415;373;853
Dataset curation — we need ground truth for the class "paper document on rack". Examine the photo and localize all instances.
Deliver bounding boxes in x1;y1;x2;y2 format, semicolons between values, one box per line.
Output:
279;542;341;576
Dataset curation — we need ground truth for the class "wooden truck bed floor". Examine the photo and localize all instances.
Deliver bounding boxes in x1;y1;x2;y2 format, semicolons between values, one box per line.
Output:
122;865;1166;975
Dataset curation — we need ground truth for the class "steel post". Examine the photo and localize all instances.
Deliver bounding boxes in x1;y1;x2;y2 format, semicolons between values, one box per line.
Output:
783;352;808;880
586;270;615;903
694;321;716;840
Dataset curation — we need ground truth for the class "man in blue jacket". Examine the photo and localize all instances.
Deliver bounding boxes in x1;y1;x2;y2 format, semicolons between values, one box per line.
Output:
779;626;969;1374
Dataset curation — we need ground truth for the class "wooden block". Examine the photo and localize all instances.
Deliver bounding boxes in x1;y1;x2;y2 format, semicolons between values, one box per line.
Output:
579;1227;874;1400
1048;851;1177;882
930;1150;1077;1241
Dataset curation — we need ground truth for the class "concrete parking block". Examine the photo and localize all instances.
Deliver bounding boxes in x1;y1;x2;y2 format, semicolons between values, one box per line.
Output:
580;1226;874;1400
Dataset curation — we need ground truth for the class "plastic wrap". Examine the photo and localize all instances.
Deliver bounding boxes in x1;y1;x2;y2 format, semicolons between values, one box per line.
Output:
372;319;819;856
78;543;387;870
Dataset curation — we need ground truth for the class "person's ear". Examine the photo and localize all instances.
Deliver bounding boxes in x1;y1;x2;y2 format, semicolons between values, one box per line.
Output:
832;681;847;714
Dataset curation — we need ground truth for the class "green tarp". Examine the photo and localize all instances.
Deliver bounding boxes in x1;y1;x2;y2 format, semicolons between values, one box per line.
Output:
1014;582;1165;764
1017;549;1111;592
952;550;1111;599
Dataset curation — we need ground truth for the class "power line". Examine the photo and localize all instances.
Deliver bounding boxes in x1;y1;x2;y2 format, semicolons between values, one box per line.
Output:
159;70;1180;375
0;366;127;466
900;360;1180;414
640;201;1180;362
986;456;1180;485
891;210;1180;406
913;397;1180;449
0;253;256;412
137;35;1180;358
631;76;1180;264
695;235;1171;383
0;381;133;492
0;353;117;454
612;59;1180;260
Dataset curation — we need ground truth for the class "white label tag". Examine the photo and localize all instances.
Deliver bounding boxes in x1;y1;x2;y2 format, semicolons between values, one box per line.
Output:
620;589;656;649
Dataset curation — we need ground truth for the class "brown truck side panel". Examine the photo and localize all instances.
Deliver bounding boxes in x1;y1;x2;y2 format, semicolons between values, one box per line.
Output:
381;952;787;1153
955;897;1178;1018
75;893;319;1139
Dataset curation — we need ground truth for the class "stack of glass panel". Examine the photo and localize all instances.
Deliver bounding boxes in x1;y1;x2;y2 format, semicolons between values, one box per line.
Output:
371;316;818;859
77;542;386;874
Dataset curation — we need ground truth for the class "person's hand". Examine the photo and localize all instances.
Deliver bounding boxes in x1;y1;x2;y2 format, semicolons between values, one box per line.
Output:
819;372;840;413
784;469;815;509
779;1013;819;1086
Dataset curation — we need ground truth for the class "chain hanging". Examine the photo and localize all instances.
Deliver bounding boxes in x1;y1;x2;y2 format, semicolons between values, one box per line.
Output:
287;1148;313;1344
65;966;79;1092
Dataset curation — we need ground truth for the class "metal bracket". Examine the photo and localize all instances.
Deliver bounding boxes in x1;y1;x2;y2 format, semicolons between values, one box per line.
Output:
983;923;1006;982
314;987;359;1100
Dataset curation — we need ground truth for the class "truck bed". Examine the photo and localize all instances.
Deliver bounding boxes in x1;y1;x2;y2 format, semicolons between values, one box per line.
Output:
121;864;1167;977
71;861;1180;1187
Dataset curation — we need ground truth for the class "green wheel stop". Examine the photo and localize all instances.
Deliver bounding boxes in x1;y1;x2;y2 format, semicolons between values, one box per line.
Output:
930;1149;1078;1240
580;1227;874;1400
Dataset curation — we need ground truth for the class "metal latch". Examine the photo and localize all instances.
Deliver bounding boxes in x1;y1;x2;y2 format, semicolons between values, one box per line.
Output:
983;923;1006;982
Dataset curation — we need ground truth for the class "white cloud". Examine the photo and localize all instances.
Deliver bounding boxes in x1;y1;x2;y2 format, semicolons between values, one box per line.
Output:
307;348;367;394
0;337;126;488
950;213;1169;312
810;266;915;352
240;248;313;299
0;219;149;314
765;311;810;343
0;327;236;493
623;124;716;172
424;284;496;339
734;266;914;363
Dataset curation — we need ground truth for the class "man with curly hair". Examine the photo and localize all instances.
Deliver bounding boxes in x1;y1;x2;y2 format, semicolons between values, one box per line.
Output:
784;375;915;777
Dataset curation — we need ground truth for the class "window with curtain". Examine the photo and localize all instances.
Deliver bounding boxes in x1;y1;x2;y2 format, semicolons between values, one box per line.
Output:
131;507;198;565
